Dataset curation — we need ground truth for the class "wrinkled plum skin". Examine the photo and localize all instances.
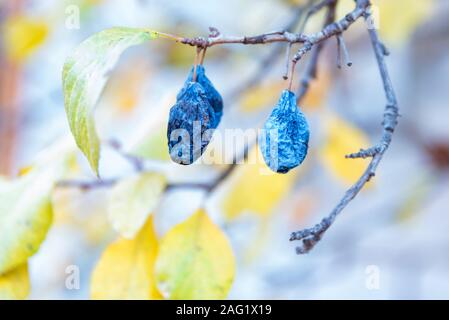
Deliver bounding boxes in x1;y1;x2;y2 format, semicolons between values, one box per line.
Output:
259;90;309;173
177;65;223;128
167;82;216;165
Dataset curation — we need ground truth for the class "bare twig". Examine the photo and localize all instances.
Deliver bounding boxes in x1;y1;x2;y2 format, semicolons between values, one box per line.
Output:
297;0;337;102
297;0;338;32
177;0;368;55
107;139;145;172
56;178;116;190
282;43;293;80
336;33;353;68
228;5;308;100
166;144;250;194
290;0;400;254
291;0;369;64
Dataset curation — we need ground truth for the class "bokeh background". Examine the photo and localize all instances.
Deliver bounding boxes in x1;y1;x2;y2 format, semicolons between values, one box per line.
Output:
1;0;448;299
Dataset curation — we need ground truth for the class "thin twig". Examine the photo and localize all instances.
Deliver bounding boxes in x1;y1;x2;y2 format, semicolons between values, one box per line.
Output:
297;0;337;103
288;61;297;91
283;43;293;80
337;33;353;67
291;0;369;64
290;0;400;254
228;5;308;100
336;35;342;69
298;0;337;32
166;144;250;194
56;178;116;190
108;139;144;172
177;0;368;55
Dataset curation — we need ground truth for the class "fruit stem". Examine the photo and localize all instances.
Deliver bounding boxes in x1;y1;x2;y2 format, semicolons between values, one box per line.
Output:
199;47;207;65
288;60;297;91
192;47;202;82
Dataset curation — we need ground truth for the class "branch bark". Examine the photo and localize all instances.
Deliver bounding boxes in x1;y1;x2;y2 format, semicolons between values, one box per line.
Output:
290;0;400;254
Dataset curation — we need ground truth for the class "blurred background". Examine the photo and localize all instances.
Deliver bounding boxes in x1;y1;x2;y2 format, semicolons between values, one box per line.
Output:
1;0;448;299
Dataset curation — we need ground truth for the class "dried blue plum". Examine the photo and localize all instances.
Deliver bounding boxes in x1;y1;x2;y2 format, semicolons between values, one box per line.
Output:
178;65;223;128
259;90;309;173
167;82;216;165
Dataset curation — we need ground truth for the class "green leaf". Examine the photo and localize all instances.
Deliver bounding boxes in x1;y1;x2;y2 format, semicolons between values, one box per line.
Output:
108;172;166;238
62;27;159;175
155;210;236;299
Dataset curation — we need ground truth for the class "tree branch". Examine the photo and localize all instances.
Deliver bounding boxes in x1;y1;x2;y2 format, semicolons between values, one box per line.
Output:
57;0;398;257
297;0;337;103
179;0;368;54
290;0;400;254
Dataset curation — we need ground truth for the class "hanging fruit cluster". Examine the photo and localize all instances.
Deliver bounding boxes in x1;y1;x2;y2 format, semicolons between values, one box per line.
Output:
167;54;223;165
167;48;309;173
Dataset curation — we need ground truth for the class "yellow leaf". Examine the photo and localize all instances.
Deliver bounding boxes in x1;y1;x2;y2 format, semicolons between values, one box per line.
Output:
155;210;235;299
222;147;298;220
2;15;48;62
91;217;162;299
0;263;30;300
0;138;75;274
108;172;166;239
0;171;54;274
319;114;370;185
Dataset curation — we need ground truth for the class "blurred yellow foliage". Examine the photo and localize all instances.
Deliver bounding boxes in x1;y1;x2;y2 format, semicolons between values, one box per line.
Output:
300;66;331;110
281;0;309;6
155;210;235;299
91;217;162;299
0;263;30;300
240;66;330;112
221;147;299;220
240;81;285;112
0;171;53;274
337;0;435;45
51;188;111;245
319;113;370;185
375;0;435;44
396;173;433;222
104;59;150;113
130;125;171;161
2;15;48;62
0;138;75;274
